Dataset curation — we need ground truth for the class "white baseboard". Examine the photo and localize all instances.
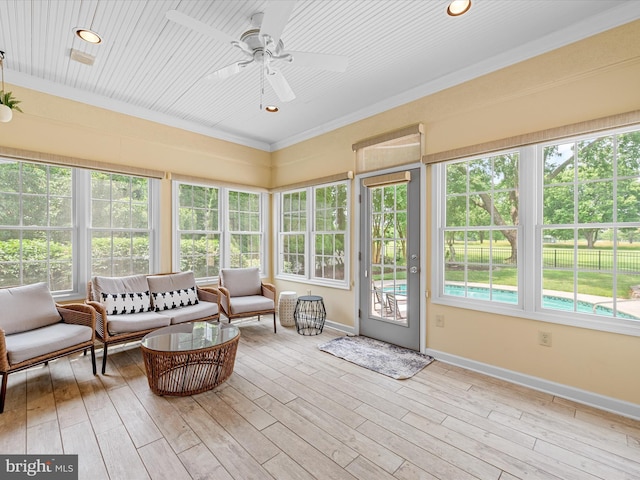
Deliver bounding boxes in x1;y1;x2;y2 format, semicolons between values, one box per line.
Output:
323;319;356;335
426;348;640;421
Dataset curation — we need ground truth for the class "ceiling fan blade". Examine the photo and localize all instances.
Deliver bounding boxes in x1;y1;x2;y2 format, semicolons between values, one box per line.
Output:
286;51;349;72
266;68;296;102
206;62;248;80
166;10;238;46
260;1;295;46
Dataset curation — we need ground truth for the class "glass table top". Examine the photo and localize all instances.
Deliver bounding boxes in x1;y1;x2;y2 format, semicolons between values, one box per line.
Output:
141;321;239;353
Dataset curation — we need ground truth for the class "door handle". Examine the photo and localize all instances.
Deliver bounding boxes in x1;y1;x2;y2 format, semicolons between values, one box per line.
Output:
410;266;418;274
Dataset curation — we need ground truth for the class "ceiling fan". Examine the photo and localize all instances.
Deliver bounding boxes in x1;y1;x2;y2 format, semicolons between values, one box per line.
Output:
166;1;349;104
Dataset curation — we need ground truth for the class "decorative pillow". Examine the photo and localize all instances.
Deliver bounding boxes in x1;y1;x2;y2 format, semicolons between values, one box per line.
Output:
152;287;199;311
101;291;152;315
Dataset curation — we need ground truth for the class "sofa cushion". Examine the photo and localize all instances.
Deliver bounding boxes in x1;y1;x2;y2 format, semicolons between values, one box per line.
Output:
220;268;262;297
91;274;149;302
0;283;61;335
106;311;171;335
151;287;199;311
147;271;197;293
230;295;274;315
157;301;219;324
101;291;152;315
5;323;93;365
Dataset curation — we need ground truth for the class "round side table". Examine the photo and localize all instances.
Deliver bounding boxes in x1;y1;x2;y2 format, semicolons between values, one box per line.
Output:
294;295;326;335
278;291;297;327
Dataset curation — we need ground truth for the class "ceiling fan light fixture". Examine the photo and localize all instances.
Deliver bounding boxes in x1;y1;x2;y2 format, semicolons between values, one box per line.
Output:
265;105;279;113
447;0;471;16
75;28;102;44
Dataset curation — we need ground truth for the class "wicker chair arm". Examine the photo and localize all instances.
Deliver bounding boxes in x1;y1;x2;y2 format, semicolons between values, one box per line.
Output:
197;286;220;306
57;303;96;331
0;328;9;372
261;283;276;301
86;300;108;341
218;286;231;313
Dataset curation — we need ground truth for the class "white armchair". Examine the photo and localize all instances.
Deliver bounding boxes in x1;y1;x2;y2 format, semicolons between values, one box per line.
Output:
218;268;277;333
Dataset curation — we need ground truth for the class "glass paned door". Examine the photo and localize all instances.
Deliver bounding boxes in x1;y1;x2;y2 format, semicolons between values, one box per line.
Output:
360;168;421;350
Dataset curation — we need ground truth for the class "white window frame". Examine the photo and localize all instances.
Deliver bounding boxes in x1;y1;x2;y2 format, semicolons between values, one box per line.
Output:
0;158;160;300
276;180;350;288
172;181;268;282
433;125;640;337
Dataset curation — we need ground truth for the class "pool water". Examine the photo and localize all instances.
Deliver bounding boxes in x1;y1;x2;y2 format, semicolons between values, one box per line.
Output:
383;284;639;320
444;284;639;320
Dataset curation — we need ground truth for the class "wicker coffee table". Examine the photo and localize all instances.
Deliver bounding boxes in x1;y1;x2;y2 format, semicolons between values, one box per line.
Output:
140;321;240;396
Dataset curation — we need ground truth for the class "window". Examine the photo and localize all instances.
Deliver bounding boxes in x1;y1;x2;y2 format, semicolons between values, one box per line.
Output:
174;182;266;281
434;126;640;334
0;158;158;295
90;172;154;277
228;190;262;268
177;184;220;279
278;181;349;286
281;190;307;276
541;131;640;320
314;183;348;281
0;160;73;291
442;152;520;303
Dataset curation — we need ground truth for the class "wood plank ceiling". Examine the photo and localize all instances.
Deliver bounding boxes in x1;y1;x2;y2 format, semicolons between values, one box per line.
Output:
0;0;639;151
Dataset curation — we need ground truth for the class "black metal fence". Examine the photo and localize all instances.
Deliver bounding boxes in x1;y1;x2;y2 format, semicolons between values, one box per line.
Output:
448;246;640;273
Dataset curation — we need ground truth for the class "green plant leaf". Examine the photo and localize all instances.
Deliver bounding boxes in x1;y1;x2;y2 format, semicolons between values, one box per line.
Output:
0;90;23;112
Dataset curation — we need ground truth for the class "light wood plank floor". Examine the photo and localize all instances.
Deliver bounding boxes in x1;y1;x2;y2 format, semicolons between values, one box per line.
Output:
1;319;639;480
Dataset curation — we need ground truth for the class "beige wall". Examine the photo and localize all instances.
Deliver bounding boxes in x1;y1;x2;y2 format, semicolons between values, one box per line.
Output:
1;21;639;405
271;20;640;405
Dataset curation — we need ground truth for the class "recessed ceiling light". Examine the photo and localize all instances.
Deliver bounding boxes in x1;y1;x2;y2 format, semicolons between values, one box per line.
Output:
75;28;102;44
265;105;279;113
447;0;471;16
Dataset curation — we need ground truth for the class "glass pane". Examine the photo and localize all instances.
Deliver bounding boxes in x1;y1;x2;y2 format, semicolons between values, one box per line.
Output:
543;185;574;225
544;142;574;185
446;162;467;195
21;163;48;194
617;179;640;223
0;160;20;193
618;131;640;177
0;193;20;225
578;136;614;180
22;195;47;226
577;180;613;224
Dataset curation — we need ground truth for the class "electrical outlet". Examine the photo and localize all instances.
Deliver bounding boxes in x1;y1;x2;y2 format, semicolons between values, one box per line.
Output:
436;315;445;327
538;331;552;347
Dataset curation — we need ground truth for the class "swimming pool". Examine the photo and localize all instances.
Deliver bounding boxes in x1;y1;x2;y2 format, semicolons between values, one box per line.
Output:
445;284;640;320
383;284;639;320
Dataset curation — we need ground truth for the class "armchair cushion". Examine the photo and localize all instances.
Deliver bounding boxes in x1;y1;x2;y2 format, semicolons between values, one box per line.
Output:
0;282;61;335
91;274;149;302
220;268;262;297
5;323;93;365
229;295;275;315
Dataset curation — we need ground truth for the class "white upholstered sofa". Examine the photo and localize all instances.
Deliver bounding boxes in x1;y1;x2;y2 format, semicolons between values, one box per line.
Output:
86;271;220;373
